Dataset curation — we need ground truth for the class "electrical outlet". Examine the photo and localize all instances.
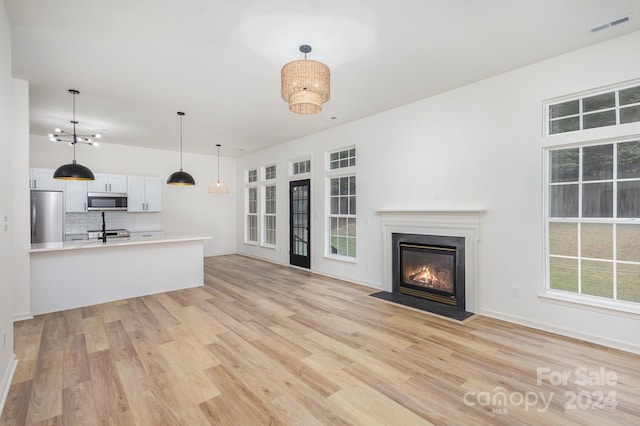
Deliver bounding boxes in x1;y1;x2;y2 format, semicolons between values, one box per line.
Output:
3;216;7;232
511;286;521;299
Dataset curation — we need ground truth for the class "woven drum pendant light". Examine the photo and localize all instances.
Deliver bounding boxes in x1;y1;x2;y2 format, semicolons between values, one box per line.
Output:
281;45;330;114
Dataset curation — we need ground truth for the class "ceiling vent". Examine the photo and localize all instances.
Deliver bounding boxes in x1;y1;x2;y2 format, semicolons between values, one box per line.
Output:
590;14;632;34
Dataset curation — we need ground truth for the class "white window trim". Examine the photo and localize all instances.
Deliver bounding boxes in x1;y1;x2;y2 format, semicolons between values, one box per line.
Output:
543;78;640;141
541;134;640;317
263;164;277;181
261;184;277;249
245;185;258;245
246;168;258;184
325;147;357;262
326;145;356;172
539;290;640;319
289;156;312;180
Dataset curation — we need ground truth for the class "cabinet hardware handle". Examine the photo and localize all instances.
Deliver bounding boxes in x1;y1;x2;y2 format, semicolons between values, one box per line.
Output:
34;179;37;189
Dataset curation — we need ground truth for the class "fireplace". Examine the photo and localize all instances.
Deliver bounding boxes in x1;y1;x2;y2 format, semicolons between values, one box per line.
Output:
392;233;466;311
375;210;483;320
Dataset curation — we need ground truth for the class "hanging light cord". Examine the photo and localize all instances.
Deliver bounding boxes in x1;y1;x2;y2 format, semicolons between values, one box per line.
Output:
217;145;221;182
71;92;78;163
179;113;184;171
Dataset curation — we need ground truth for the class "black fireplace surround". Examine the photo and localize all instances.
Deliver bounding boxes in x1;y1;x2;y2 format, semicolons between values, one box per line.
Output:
393;232;466;311
371;232;473;321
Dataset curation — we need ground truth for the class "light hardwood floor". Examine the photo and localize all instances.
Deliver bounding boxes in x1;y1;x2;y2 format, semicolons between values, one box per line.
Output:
2;254;639;425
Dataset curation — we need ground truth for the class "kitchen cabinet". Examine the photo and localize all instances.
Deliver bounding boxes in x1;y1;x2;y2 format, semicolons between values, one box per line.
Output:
88;173;127;193
30;168;65;190
65;181;88;212
127;176;162;212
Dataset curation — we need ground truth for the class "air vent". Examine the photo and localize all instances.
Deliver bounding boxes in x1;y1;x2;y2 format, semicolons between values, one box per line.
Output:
590;14;632;34
610;16;630;27
590;23;610;33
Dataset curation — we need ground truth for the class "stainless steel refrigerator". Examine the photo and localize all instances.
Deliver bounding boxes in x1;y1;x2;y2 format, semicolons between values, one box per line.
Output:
30;190;64;243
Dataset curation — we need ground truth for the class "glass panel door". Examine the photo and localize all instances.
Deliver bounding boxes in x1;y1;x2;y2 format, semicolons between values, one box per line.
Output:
290;179;310;268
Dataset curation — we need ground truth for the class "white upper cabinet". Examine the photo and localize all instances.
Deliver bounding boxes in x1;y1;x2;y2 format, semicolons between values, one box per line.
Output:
127;176;162;212
88;173;128;193
144;176;162;212
30;168;65;191
64;181;88;213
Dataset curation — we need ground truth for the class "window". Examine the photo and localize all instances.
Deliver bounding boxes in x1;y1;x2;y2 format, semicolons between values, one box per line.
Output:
247;169;257;183
547;83;640;135
546;140;640;305
327;147;356;259
330;148;356;170
292;159;311;175
264;165;276;180
247;187;257;243
263;185;276;245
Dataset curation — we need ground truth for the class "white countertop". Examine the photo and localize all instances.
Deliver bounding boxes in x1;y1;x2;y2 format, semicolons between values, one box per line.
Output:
31;235;211;253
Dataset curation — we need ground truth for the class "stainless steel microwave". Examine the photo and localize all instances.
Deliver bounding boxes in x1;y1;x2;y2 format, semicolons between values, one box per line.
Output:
87;192;128;211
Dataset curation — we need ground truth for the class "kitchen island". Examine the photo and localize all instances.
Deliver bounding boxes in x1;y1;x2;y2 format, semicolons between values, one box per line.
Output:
30;235;211;315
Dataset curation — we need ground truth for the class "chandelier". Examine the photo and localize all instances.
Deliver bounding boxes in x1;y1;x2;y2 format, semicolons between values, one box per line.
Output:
51;89;99;180
281;45;330;114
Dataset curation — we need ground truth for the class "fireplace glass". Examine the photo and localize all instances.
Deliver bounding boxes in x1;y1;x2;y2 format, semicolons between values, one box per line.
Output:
400;244;455;296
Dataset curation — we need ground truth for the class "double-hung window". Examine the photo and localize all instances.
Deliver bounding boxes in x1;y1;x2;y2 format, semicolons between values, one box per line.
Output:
544;81;640;312
263;164;277;246
245;168;258;243
327;148;356;259
546;140;640;306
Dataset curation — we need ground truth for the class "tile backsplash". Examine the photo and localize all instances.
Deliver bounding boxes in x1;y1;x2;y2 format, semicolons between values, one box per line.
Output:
65;211;162;234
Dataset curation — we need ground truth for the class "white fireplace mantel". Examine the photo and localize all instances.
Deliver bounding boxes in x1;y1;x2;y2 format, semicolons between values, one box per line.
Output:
377;209;485;313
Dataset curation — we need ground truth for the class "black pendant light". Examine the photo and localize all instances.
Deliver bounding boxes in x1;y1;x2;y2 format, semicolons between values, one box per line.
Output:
52;89;97;180
167;111;196;186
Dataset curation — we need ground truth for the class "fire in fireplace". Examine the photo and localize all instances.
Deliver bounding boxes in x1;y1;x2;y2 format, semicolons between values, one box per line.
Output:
402;243;454;290
392;233;465;310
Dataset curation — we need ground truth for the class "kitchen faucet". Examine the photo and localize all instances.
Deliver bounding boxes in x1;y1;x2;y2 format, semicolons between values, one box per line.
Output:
101;211;107;243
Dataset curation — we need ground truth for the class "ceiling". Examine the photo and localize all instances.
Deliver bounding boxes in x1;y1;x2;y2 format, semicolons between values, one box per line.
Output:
6;0;640;157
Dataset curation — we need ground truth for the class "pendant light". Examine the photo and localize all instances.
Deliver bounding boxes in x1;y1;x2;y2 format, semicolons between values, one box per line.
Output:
281;45;330;114
208;144;229;194
52;89;98;180
167;111;196;186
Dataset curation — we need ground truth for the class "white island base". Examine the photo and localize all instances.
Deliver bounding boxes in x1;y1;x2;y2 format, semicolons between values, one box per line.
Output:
30;236;209;315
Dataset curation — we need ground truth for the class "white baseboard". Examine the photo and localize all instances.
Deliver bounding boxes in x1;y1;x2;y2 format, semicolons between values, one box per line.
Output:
234;252;382;291
480;309;640;355
0;355;18;418
13;312;33;322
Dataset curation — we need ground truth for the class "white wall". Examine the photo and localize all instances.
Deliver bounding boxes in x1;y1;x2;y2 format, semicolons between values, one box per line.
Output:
0;0;17;412
11;80;29;322
236;30;640;354
30;136;237;257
